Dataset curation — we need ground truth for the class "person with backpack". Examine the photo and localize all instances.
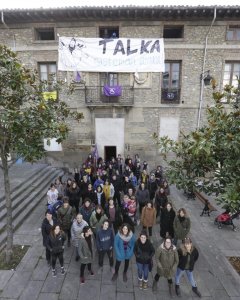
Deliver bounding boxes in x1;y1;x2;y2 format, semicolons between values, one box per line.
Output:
57;196;76;247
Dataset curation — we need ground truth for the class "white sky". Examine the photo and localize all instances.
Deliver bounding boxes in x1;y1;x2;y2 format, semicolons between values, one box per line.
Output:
0;0;239;9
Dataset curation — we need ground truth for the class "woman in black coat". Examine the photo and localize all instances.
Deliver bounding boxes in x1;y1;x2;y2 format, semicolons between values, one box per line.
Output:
175;237;201;298
66;181;81;212
46;224;66;277
105;198;123;234
94;185;106;208
134;231;155;290
41;210;58;266
160;202;176;238
155;187;168;219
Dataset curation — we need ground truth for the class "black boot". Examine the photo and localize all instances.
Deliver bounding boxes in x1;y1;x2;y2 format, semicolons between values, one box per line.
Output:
152;279;158;292
168;282;173;297
175;285;181;297
192;286;201;298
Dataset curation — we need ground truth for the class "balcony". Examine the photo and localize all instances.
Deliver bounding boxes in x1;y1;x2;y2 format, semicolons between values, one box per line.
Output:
85;86;134;107
161;88;181;104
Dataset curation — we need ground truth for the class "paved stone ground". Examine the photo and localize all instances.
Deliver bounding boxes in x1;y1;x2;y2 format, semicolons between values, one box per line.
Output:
0;168;240;299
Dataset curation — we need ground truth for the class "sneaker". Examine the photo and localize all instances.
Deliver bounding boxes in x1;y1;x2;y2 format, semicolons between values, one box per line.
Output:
61;267;65;275
52;269;57;277
80;277;85;284
123;272;127;282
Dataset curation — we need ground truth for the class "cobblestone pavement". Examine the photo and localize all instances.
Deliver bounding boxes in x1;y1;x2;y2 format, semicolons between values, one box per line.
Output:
1;173;240;299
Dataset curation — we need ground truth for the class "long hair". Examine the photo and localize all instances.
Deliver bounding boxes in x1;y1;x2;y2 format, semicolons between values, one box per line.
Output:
50;225;63;238
119;223;131;236
177;208;188;217
180;237;194;255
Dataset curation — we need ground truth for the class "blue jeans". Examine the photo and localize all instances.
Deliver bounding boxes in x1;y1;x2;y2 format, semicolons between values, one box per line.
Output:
175;268;197;287
136;262;149;281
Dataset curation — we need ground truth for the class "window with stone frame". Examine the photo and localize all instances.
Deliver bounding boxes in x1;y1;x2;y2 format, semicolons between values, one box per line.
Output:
163;25;184;39
100;73;118;87
222;61;240;103
226;25;240;41
39;63;57;96
35;27;55;41
99;27;119;39
161;61;181;104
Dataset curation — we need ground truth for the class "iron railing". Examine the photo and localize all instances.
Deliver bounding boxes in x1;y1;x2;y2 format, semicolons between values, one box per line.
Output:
85;86;134;106
161;88;181;104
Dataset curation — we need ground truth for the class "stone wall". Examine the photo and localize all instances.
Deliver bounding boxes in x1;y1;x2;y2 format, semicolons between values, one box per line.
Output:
0;17;238;169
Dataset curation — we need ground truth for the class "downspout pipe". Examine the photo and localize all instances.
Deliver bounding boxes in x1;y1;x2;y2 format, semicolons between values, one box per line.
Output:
1;11;16;51
197;7;217;129
1;11;9;29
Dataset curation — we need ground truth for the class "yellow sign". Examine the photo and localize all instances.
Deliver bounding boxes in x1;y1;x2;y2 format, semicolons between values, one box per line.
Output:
42;91;57;100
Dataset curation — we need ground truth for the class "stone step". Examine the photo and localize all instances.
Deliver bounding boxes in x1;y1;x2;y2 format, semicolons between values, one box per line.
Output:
0;167;64;250
0;166;59;222
0;165;52;212
0;163;49;203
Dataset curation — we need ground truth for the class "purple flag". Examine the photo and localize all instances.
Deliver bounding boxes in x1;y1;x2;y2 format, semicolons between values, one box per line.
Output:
103;85;122;96
75;71;81;82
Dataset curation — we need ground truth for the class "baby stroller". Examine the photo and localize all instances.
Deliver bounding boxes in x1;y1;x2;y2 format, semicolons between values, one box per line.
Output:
214;209;240;231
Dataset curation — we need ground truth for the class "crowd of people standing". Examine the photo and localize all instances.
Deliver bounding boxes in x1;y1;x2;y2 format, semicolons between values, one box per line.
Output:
41;153;201;297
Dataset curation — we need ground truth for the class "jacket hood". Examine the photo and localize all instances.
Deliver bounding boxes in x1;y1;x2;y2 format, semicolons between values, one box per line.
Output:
118;230;133;242
160;242;176;251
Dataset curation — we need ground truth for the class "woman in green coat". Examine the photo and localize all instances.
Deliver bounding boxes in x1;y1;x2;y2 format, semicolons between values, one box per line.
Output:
78;226;95;284
152;237;179;296
173;208;191;245
89;205;108;236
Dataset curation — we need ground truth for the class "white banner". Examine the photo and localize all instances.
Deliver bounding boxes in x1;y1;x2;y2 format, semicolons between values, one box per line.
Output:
58;37;165;72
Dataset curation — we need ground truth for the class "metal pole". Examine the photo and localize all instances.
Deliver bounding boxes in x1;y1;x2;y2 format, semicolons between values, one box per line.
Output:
197;7;216;129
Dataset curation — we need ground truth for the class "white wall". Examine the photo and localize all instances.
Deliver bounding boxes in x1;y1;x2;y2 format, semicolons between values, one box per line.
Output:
95;118;125;158
159;117;179;141
44;138;63;151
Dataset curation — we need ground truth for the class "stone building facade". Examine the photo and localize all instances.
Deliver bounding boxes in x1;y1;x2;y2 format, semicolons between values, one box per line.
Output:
0;6;240;169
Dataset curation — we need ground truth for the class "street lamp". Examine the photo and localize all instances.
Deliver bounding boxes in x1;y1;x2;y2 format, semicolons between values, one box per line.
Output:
200;70;213;86
197;70;213;129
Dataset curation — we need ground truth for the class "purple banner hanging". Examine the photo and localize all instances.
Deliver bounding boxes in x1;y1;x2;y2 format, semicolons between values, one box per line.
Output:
103;85;122;97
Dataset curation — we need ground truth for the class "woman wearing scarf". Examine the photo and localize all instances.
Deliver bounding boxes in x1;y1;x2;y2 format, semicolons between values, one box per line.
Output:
112;223;135;282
